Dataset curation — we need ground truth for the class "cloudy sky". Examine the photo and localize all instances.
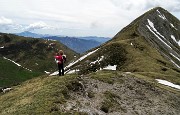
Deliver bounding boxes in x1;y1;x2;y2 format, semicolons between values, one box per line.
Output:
0;0;179;37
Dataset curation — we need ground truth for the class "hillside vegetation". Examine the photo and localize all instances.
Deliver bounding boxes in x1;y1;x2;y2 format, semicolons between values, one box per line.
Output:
0;71;179;115
66;7;180;84
0;33;79;87
0;57;41;87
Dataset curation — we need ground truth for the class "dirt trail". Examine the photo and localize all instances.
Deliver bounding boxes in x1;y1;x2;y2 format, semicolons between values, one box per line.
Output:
61;72;180;115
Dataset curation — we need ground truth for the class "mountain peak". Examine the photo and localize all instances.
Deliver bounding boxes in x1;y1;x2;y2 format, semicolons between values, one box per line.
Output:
64;7;180;76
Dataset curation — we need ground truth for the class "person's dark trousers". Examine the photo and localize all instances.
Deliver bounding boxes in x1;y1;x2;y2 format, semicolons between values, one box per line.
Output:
58;63;64;76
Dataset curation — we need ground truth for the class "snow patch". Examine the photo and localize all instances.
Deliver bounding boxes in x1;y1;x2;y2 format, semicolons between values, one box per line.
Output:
44;71;50;74
0;46;4;49
3;57;21;67
50;49;99;76
156;79;180;90
157;10;167;20
125;72;131;74
146;19;172;49
2;87;12;93
66;69;80;74
65;48;99;69
171;35;180;46
170;53;180;62
103;65;117;70
90;56;104;65
170;23;178;30
131;43;133;46
49;71;58;76
170;60;180;68
3;57;32;71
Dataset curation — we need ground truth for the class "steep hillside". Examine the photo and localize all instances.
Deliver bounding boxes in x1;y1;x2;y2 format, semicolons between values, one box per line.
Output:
64;7;180;84
0;33;78;87
45;36;102;53
0;57;41;87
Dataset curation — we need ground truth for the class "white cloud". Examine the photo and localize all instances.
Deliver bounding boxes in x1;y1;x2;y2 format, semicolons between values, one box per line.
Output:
0;0;179;36
0;16;13;25
110;0;180;12
25;21;55;31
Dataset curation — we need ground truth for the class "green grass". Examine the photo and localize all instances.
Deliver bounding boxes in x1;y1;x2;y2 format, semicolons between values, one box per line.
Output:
0;74;87;115
100;91;126;113
0;57;41;87
91;70;124;84
0;33;79;73
0;33;79;87
0;70;179;115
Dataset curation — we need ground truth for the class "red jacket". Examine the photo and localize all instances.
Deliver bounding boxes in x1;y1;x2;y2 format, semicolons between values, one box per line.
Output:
55;55;63;64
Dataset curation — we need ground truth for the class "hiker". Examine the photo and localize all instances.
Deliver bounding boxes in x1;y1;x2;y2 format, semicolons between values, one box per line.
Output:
54;50;66;76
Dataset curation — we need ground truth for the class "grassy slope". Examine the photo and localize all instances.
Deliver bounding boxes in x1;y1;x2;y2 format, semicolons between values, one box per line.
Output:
0;33;78;73
0;71;179;115
0;57;41;87
72;28;180;84
0;74;86;115
72;7;180;84
0;33;79;87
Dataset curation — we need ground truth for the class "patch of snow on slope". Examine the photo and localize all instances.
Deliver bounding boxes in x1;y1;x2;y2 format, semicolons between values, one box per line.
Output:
49;71;58;76
157;10;167;20
171;35;180;46
147;19;165;39
50;48;99;76
3;57;21;66
0;46;4;48
65;48;99;69
90;56;104;64
170;60;180;68
44;71;50;74
156;79;180;90
103;65;117;70
66;69;80;74
170;53;180;62
146;19;172;49
3;57;32;71
170;23;178;30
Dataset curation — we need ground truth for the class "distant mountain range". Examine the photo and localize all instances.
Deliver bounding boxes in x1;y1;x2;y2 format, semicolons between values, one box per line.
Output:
44;36;103;53
78;36;111;43
15;31;111;53
15;31;51;38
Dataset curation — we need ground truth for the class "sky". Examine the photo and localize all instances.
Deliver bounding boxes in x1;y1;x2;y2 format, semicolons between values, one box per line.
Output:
0;0;179;37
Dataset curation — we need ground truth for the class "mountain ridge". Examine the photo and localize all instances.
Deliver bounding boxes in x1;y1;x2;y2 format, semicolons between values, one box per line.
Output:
0;7;180;115
15;31;110;53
